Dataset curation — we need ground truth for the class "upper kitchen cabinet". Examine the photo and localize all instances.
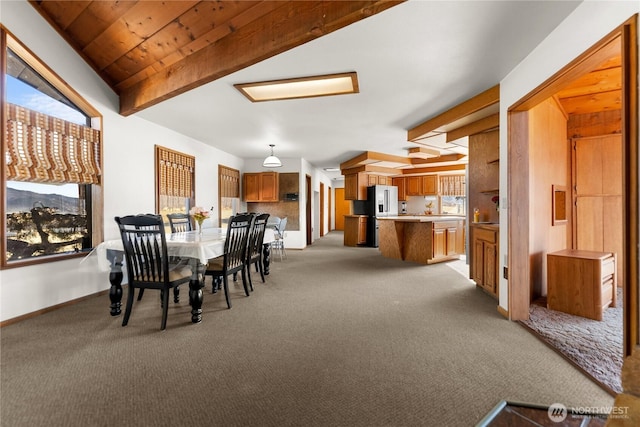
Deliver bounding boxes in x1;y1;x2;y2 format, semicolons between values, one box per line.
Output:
406;176;421;196
340;151;466;197
243;172;279;202
344;172;368;200
392;177;406;201
405;175;438;196
422;175;438;195
368;174;390;186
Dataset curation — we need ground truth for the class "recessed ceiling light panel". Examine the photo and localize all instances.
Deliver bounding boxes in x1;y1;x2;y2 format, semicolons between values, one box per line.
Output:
235;72;359;102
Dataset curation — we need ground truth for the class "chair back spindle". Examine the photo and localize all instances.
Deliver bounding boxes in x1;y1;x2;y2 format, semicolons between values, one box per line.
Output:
167;213;192;233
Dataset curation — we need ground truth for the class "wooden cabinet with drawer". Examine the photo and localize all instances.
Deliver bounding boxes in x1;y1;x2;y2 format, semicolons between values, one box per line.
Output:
547;249;617;321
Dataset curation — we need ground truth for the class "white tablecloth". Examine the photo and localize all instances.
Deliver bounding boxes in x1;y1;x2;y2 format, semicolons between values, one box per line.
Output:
94;227;275;271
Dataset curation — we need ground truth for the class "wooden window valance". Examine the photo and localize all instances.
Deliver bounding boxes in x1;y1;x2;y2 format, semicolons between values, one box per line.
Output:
156;145;194;199
440;175;466;196
5;103;101;184
219;165;240;198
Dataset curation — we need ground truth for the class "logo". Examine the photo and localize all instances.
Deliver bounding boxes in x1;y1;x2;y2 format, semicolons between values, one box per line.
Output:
548;403;568;423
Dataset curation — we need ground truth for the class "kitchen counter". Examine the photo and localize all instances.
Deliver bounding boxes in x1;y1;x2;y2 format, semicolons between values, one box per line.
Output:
470;222;499;228
377;217;465;264
380;215;465;222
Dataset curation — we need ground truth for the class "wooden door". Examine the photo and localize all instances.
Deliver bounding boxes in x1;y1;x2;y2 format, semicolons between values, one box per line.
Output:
328;186;332;232
320;182;325;237
306;175;312;245
334;188;349;230
573;135;623;283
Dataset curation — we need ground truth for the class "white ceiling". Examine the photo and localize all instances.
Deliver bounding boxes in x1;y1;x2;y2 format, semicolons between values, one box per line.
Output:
136;0;580;178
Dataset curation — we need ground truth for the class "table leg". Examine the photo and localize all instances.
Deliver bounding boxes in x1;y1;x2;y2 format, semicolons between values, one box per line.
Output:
107;250;123;316
188;261;204;323
262;243;271;275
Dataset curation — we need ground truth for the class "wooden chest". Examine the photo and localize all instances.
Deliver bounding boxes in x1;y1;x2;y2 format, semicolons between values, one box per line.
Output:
547;249;616;321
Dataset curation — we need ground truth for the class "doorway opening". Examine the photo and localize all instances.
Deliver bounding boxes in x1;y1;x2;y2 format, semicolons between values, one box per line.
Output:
508;18;638;394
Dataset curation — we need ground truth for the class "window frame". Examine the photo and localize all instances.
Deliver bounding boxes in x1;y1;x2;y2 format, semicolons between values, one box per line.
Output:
1;27;104;269
218;165;240;227
154;145;195;221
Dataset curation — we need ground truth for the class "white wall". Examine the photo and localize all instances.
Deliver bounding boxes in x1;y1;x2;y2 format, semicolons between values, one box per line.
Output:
498;1;640;312
0;2;247;322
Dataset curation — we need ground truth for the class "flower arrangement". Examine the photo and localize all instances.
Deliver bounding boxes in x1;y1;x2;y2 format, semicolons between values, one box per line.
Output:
425;201;434;215
189;206;210;232
491;196;499;211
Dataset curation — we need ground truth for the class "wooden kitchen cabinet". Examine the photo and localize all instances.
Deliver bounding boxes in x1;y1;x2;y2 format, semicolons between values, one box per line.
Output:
405;175;438;196
471;225;499;298
392;177;406;201
243;172;279;202
422;175;438;195
433;228;447;259
344;215;368;246
344;172;368;200
547;249;616;321
367;174;390;186
406;176;422;196
431;221;464;263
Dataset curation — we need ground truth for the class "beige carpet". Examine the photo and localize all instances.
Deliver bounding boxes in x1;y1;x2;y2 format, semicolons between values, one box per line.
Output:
0;232;612;426
521;293;623;395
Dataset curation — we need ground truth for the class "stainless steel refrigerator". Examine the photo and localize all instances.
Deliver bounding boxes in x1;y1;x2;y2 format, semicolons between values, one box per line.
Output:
366;185;398;247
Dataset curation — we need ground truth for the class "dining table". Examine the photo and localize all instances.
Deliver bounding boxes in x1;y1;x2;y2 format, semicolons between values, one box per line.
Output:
95;227;275;324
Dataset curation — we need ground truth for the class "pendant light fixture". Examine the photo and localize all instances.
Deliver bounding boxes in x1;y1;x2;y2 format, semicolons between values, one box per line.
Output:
263;144;282;168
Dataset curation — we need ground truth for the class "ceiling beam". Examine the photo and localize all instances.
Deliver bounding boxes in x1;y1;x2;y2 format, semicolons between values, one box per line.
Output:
339;150;410;170
409;153;465;165
119;0;404;116
407;84;500;141
446;113;499;142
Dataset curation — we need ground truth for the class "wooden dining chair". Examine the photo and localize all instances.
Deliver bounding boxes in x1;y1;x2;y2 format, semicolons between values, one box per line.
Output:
115;214;192;330
204;213;254;309
246;213;270;291
167;213;192;233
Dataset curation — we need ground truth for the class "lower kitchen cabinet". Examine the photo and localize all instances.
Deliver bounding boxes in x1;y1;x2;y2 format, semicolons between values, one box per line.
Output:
344;215;367;246
431;221;464;263
471;224;499;298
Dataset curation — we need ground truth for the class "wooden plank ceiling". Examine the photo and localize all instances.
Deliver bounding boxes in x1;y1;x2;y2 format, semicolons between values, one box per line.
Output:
29;0;403;116
555;53;621;115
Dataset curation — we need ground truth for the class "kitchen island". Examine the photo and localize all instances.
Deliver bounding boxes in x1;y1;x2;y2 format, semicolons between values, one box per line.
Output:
378;216;465;264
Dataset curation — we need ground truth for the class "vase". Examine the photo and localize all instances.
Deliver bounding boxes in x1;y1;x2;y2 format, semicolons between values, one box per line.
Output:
196;219;204;235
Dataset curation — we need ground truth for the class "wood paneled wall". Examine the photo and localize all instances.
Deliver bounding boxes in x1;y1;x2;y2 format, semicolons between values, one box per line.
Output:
528;98;571;298
468;130;500;224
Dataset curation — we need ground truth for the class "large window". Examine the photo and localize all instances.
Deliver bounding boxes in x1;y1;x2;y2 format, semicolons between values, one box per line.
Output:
218;165;240;227
155;145;195;224
2;30;103;267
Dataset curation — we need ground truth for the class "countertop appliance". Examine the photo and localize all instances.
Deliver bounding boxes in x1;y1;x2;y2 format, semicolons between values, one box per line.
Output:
366;185;398;247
